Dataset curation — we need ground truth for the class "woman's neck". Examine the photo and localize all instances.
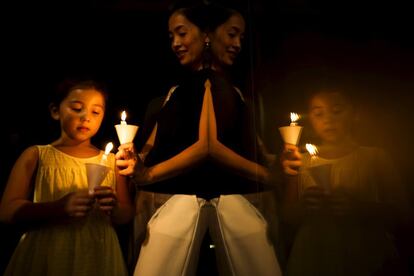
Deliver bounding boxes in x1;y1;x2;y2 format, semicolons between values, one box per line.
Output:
210;64;223;72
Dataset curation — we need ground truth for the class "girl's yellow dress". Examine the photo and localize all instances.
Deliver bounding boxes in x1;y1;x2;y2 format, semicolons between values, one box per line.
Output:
286;146;405;276
4;145;128;276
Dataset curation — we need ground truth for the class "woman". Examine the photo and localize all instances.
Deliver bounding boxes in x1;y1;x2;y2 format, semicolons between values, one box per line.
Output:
117;2;281;275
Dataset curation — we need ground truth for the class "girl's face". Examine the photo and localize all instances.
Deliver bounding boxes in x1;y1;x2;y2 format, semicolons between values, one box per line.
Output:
53;89;105;143
169;12;206;70
309;92;353;145
210;13;245;68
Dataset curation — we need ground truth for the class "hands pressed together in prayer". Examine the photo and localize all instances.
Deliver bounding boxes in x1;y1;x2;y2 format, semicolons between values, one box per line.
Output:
115;80;271;186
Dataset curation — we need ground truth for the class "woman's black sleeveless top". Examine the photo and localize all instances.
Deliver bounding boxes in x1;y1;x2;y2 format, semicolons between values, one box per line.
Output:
138;69;264;199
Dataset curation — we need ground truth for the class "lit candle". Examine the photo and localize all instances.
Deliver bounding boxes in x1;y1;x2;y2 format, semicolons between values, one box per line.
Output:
305;143;318;166
120;111;127;125
104;142;114;155
279;112;303;145
115;110;139;145
101;142;114;163
290;112;300;126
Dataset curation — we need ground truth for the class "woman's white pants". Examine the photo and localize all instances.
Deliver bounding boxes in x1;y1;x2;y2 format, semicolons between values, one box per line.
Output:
133;194;281;276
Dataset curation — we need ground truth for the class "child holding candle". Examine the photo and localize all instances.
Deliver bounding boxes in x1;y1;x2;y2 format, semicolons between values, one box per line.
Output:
280;88;409;275
0;79;134;276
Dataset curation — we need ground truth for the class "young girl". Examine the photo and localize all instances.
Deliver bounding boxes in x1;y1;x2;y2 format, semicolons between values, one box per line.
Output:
281;89;409;275
0;79;134;276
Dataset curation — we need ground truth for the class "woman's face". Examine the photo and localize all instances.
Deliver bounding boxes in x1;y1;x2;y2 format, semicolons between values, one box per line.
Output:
210;13;245;68
169;12;206;70
309;92;353;145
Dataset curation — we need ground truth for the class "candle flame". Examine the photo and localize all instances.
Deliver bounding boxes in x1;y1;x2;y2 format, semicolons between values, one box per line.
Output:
290;112;299;123
305;143;318;156
121;111;127;121
104;142;114;155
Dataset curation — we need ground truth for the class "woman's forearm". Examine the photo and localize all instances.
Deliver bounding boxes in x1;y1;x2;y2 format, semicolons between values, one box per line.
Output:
209;140;269;183
135;140;208;185
204;79;269;183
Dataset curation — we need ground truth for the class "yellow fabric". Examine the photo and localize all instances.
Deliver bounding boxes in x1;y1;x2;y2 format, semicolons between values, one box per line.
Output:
4;145;128;276
287;146;402;276
298;146;400;204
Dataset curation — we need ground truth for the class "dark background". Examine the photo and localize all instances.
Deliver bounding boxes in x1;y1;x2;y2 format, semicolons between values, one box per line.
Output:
1;0;413;274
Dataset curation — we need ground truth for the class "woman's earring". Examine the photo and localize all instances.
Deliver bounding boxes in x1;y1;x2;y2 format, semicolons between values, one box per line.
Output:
203;40;212;69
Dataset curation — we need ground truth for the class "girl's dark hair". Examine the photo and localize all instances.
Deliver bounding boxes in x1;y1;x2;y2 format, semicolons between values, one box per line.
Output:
305;86;354;112
50;78;109;108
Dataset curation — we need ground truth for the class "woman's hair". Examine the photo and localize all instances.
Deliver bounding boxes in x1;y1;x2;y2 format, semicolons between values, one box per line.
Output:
50;78;108;108
205;2;245;33
168;0;245;33
168;0;210;31
168;0;246;70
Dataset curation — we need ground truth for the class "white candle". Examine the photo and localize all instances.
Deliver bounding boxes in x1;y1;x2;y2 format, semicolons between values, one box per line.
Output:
279;112;303;145
104;142;114;155
101;142;114;163
115;110;139;145
290;112;300;126
120;111;127;125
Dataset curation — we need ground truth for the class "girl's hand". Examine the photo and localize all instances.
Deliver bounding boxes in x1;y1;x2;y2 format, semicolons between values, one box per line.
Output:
302;186;328;213
281;144;302;175
60;190;94;218
115;143;137;176
93;186;117;216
